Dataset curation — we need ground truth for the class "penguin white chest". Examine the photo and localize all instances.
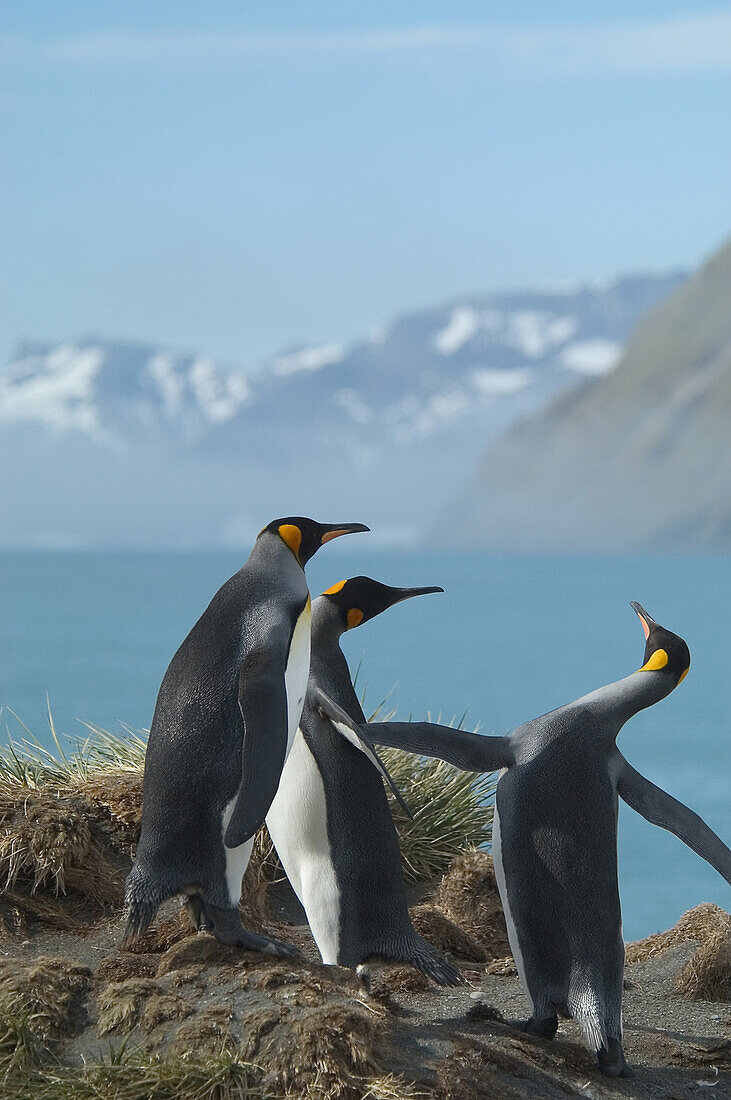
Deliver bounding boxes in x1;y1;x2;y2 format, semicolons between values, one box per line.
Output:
283;599;311;756
266;727;341;964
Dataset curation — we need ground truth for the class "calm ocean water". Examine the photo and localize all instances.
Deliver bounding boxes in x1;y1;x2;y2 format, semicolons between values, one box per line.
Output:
1;548;729;940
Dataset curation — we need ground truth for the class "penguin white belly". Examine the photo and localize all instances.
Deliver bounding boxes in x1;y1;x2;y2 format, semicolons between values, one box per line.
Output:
266;728;341;964
491;776;534;1013
220;599;312;907
283;599;312;755
220;803;255;906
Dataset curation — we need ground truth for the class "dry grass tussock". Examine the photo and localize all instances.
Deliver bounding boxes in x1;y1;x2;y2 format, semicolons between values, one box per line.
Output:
0;785;123;905
626;903;730;963
675;924;731;1001
241;997;380;1099
437;848;510;959
0;714;496;940
409;904;488;963
0;955;92;1041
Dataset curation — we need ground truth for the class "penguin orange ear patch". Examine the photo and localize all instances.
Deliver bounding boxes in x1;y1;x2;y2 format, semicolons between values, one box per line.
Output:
638;648;669;672
323;580;347;596
347;608;364;629
678;666;690;684
278;524;302;559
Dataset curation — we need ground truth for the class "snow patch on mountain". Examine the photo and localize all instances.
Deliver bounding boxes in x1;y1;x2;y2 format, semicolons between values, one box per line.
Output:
0;344;104;434
270;344;344;376
471;367;534;396
561;339;623;375
434;306;481;354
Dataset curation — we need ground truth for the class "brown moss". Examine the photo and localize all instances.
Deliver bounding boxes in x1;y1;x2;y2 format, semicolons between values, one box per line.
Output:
372;965;431;996
156;934;245;976
410;904;488;963
251;961;360;1006
626;903;731;963
0;955;92;1040
124;906;195;954
0;786;124;928
95;977;160;1034
464;1001;505;1023
668;1036;731;1067
66;770;143;849
433;1040;525;1100
675;925;731;1001
167;963;207;987
241;999;379;1099
0;886;83;933
437;848;510;958
96;952;159;981
173;1004;236;1052
140;991;193;1032
485;954;517;976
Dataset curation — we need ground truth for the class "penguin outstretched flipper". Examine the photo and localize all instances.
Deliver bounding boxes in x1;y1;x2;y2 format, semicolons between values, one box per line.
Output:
615;754;731;884
312;685;413;818
223;646;289;849
366;721;515;773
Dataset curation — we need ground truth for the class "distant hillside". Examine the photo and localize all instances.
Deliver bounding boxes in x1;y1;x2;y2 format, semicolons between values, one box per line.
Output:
0;273;682;548
437;241;731;551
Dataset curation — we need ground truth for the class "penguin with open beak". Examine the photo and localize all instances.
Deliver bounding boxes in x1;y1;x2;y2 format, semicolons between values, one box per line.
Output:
366;603;730;1076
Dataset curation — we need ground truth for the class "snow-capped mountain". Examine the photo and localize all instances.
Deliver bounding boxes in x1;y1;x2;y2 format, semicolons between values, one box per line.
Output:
0;272;683;548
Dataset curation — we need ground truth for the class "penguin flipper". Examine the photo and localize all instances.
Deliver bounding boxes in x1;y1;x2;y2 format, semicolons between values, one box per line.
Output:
224;648;289;849
616;754;731;885
311;686;413;819
367;721;514;773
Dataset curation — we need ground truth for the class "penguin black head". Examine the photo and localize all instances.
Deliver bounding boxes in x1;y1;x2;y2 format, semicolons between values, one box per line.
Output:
631;602;690;686
320;576;443;631
259;517;369;566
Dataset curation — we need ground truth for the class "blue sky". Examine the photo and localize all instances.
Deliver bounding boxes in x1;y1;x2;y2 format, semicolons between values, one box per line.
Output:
2;2;730;364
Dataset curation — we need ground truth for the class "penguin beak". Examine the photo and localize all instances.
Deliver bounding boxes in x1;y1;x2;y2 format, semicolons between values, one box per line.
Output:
630;601;656;641
394;585;444;603
320;523;370;544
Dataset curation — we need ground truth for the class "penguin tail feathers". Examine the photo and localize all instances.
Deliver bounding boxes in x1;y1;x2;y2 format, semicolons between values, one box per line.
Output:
122;864;166;946
401;934;465;987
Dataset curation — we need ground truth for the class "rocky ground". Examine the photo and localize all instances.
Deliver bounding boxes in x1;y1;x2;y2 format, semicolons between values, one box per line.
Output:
0;770;729;1099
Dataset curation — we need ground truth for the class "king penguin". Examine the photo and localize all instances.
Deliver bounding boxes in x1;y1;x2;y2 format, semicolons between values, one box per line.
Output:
265;576;463;986
124;517;368;955
366;603;731;1075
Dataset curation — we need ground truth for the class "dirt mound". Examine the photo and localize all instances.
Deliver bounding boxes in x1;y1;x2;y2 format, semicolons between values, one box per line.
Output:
410;903;488;962
436;848;510;959
675;924;731;1001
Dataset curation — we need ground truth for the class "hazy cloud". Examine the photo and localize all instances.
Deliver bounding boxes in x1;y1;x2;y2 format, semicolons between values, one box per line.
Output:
1;12;731;79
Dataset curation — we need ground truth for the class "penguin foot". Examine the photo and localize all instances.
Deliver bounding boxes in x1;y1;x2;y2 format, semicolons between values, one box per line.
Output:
200;902;297;957
509;1014;558;1039
356;964;371;992
236;929;299;958
597;1040;630;1077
